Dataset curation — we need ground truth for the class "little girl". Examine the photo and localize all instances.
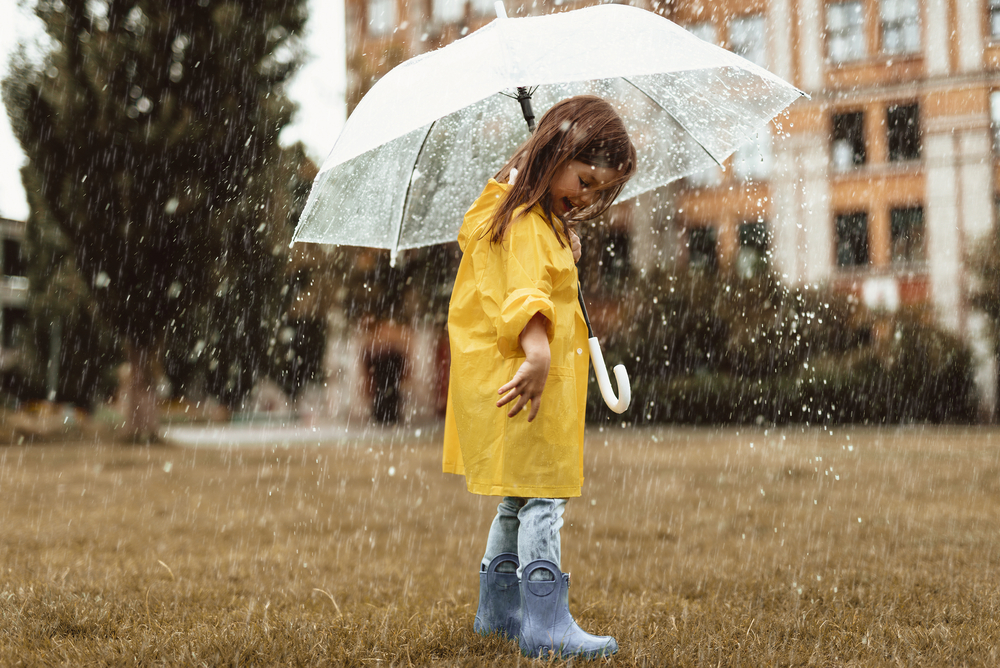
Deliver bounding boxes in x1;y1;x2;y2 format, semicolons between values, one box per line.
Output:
442;95;636;659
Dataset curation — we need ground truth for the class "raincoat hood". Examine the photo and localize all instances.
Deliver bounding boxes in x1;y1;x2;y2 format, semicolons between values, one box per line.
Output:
457;179;507;253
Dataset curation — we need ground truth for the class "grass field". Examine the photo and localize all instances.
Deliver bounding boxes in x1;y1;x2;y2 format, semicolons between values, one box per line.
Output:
2;425;1000;666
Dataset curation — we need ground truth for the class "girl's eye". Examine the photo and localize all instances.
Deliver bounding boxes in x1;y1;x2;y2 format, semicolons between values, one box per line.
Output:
578;177;587;188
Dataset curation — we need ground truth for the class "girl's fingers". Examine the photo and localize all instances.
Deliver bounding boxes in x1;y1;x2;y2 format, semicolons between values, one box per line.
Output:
507;394;530;418
498;371;525;396
526;395;541;422
497;387;518;408
497;378;518;403
497;371;542;415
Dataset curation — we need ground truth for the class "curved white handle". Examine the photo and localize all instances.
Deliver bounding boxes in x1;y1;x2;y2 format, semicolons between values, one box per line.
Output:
588;337;630;414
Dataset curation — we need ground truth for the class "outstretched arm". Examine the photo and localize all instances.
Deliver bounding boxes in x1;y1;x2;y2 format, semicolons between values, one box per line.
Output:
497;312;551;422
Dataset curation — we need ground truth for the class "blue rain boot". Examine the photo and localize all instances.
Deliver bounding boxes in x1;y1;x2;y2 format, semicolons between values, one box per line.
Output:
473;553;521;640
518;560;618;659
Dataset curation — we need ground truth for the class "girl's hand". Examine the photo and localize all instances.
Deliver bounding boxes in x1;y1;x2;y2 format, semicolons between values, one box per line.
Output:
497;313;551;422
569;230;582;264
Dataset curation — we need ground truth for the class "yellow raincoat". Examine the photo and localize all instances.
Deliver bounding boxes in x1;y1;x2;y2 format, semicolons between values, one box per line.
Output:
442;179;590;498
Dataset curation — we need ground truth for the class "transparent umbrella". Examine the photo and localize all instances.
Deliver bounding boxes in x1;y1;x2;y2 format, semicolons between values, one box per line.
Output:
291;2;805;412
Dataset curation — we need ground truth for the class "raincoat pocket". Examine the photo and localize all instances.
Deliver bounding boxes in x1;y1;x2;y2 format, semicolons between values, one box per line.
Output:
500;364;583;498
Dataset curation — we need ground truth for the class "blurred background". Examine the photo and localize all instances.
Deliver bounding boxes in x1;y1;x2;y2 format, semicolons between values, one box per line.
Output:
0;0;997;441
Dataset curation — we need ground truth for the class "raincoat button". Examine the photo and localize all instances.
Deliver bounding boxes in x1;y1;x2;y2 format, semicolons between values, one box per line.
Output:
577;348;583;355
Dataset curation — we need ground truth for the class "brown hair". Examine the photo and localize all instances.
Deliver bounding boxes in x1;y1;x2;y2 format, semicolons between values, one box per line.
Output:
487;95;637;247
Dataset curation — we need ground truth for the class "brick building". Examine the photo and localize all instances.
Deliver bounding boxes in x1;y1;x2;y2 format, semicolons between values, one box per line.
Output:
325;0;999;420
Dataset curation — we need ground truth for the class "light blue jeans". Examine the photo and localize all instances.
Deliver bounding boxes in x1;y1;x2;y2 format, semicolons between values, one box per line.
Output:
481;497;567;581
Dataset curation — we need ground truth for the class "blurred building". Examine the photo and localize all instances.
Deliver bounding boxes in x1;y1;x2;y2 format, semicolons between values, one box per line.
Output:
645;0;996;413
338;0;999;418
0;218;28;376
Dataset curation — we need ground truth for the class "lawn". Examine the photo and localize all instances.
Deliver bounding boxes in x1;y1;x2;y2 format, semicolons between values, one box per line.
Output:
2;425;1000;666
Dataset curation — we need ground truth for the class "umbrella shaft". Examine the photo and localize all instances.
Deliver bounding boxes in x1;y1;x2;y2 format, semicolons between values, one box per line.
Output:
578;284;594;339
516;87;535;132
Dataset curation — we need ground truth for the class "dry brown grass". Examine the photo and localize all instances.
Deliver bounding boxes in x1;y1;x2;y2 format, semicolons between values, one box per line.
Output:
2;425;1000;666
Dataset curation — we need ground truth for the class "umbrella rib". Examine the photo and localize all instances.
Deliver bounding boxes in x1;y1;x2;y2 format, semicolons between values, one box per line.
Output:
620;76;725;170
392;119;438;264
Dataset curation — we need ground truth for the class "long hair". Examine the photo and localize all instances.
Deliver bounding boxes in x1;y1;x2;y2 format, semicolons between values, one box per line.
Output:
487;95;637;247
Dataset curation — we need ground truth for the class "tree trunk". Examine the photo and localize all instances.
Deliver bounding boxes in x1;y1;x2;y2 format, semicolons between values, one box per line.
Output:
121;344;160;443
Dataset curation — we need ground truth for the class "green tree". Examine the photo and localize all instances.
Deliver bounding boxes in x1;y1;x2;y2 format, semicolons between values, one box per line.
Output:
589;266;978;425
3;0;311;439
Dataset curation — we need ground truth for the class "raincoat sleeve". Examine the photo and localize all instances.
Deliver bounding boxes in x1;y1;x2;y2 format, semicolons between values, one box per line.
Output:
490;213;559;359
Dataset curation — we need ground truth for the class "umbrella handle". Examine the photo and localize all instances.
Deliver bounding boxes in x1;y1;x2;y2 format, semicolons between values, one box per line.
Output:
588;337;630;414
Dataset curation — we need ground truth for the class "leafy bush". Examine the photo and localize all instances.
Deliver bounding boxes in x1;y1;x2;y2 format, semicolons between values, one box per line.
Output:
586;268;979;425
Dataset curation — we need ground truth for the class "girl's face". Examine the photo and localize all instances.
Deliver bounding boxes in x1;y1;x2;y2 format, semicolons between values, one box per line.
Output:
548;159;620;217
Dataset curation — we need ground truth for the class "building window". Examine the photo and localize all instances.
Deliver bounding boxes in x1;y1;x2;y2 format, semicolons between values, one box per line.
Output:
737;222;769;278
686;21;719;45
1;307;27;349
367;0;396;36
433;0;465;24
826;1;866;63
832;111;866;171
890;206;925;264
991;91;1000;154
686;164;723;188
598;229;631;291
2;239;26;277
728;14;771;181
835;212;869;267
991;0;1000;39
887;103;920;162
733;130;773;181
728;14;768;67
688;227;718;273
470;0;495;15
879;0;920;54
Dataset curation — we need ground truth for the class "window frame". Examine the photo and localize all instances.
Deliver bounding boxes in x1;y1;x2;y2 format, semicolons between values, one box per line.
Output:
826;0;867;63
432;0;465;25
886;102;921;163
835;211;870;268
686;21;719;45
687;226;719;273
1;239;26;278
879;0;921;55
728;14;768;67
469;0;495;16
597;228;631;292
737;221;769;278
991;0;1000;41
366;0;397;36
990;91;1000;155
0;306;27;350
831;110;866;171
889;205;926;266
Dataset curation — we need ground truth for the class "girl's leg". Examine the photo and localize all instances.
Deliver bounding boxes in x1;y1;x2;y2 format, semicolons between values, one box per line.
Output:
481;496;525;571
475;497;525;639
515;498;617;658
516;498;566;580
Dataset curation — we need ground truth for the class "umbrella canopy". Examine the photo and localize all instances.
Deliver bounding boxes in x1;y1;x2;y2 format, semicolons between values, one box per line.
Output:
291;3;805;259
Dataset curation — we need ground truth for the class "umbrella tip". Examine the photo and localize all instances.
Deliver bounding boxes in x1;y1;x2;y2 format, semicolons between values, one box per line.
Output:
390;250;398;268
494;1;507;19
